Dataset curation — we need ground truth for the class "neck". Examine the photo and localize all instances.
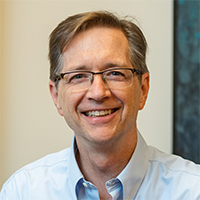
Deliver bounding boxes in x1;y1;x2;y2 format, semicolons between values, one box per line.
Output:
75;130;137;200
75;130;137;183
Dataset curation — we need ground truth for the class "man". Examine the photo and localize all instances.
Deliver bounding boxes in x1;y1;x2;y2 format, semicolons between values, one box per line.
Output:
1;11;200;200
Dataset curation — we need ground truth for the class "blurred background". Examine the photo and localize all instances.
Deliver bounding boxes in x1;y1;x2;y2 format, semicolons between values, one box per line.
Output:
0;0;174;188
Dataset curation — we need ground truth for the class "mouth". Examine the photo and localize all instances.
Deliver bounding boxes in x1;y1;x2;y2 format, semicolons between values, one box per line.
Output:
83;109;118;117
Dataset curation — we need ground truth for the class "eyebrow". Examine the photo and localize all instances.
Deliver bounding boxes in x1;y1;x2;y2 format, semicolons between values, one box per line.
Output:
104;62;127;69
66;65;89;71
65;62;128;72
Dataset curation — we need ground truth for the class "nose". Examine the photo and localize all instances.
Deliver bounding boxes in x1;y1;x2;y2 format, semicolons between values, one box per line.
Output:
86;74;111;101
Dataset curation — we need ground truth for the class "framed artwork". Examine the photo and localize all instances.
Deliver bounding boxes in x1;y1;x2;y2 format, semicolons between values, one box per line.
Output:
173;0;200;163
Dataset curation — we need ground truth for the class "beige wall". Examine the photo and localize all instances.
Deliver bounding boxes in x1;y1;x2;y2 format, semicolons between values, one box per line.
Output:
0;0;173;188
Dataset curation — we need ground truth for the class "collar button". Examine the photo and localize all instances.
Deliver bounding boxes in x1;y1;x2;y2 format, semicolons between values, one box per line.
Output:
82;182;88;187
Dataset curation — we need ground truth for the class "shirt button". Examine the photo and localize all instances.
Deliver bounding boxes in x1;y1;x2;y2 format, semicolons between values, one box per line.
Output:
83;182;88;187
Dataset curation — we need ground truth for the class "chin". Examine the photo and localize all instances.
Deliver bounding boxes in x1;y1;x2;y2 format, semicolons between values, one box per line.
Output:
86;129;119;144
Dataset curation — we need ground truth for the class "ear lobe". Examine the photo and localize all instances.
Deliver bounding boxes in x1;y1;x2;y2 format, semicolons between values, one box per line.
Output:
49;81;64;116
139;73;150;110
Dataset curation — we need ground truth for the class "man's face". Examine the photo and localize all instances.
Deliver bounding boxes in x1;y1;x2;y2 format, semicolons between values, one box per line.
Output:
50;27;149;145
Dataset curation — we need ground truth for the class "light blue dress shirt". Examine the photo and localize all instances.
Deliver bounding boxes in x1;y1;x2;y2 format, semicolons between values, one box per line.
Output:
1;131;200;200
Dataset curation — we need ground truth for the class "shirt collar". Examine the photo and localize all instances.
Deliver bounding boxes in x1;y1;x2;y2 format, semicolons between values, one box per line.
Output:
68;136;83;199
117;130;149;199
68;130;149;199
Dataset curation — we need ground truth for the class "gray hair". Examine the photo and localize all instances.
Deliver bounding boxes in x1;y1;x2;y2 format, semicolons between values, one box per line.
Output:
49;11;149;87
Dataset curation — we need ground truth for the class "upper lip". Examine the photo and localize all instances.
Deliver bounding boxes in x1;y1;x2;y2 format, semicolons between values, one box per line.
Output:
81;107;119;113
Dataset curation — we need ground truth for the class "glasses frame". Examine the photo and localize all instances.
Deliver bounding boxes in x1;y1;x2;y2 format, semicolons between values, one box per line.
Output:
57;67;141;80
54;67;142;91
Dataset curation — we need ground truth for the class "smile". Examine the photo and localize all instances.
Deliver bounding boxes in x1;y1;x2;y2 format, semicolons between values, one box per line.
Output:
84;109;116;117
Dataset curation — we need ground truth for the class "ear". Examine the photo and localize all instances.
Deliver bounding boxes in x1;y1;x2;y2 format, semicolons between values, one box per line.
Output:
139;73;150;110
49;80;64;116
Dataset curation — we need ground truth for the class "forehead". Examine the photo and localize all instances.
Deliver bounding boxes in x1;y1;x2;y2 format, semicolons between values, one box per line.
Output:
62;27;130;71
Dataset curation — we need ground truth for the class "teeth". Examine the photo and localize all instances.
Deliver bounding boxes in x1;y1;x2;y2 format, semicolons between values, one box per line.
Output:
85;109;114;117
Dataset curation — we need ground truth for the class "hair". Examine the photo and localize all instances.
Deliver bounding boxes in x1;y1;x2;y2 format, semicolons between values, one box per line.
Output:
49;11;149;86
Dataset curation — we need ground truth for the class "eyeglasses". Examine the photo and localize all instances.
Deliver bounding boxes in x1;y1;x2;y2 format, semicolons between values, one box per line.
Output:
56;67;142;92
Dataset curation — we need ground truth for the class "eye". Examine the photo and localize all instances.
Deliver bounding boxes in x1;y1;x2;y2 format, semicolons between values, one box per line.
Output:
68;72;90;83
110;71;124;76
106;70;125;78
72;74;85;79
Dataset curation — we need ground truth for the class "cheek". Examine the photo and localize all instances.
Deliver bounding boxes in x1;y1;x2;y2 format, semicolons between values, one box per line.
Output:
117;87;141;117
58;93;78;131
58;90;84;119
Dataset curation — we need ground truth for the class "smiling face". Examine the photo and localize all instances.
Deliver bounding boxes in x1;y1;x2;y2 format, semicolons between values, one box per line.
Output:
49;27;149;147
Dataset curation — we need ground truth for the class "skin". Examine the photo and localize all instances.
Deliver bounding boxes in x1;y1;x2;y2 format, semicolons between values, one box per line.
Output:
49;27;149;200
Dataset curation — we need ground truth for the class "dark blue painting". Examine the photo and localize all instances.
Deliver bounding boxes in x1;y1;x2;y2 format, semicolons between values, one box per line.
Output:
173;0;200;163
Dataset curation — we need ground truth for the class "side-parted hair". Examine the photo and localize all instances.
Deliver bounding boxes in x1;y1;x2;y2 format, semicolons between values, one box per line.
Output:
49;11;149;86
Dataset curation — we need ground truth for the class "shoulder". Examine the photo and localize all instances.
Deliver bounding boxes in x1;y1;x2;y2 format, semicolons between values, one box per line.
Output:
148;146;200;175
14;147;71;175
1;148;71;198
139;146;200;199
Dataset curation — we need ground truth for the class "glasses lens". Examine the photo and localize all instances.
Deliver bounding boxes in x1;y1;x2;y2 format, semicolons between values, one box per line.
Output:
62;71;92;92
104;68;133;89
